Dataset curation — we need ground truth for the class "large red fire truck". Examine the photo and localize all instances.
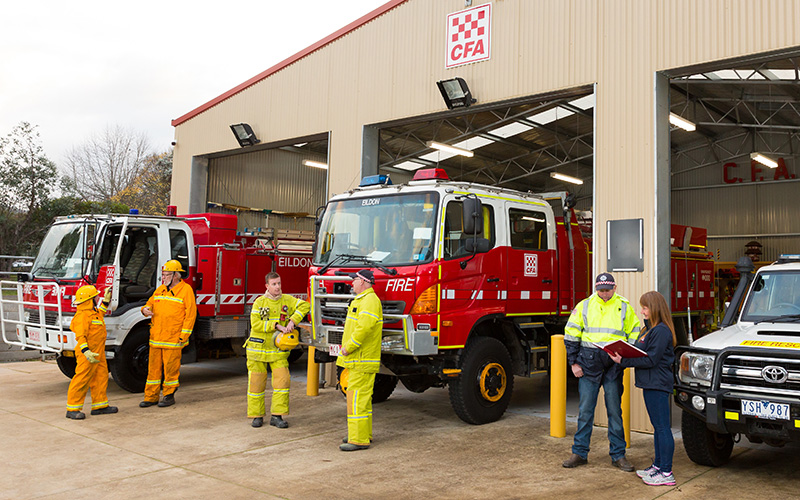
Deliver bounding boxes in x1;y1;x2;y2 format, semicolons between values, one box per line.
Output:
0;211;312;392
304;168;714;424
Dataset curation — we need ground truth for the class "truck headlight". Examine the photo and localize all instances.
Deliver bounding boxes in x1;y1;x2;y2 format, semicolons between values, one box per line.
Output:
679;352;715;386
381;335;405;351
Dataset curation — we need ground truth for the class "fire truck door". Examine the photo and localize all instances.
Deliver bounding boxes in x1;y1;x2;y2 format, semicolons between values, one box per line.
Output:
504;204;557;316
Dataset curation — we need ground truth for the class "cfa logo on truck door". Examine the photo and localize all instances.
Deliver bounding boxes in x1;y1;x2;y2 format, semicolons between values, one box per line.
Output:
445;4;491;69
524;254;538;277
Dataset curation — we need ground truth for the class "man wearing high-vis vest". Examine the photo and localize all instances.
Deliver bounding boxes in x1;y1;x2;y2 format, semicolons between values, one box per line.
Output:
562;273;640;472
338;269;382;451
246;272;310;429
140;260;197;408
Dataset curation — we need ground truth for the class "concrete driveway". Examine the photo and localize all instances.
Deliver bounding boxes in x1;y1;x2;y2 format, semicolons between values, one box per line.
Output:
1;357;797;499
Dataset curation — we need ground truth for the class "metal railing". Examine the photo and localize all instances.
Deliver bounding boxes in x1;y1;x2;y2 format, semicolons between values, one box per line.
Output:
0;280;67;354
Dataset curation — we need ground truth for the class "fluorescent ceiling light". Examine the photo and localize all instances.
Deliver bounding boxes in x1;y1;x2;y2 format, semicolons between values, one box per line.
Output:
303;160;328;169
669;113;696;132
550;172;584;185
750;152;778;169
427;141;474;157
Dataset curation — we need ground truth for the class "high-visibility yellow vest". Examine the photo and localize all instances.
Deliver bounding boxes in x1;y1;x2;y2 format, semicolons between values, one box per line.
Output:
564;293;641;346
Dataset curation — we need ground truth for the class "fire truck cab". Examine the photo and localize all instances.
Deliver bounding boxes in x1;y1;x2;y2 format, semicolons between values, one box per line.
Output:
305;168;590;424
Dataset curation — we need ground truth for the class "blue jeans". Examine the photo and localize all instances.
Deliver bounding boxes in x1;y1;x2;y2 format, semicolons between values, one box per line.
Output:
643;389;674;472
572;372;626;460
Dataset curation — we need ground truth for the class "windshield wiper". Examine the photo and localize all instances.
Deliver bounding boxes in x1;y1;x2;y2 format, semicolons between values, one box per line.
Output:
754;314;800;325
318;253;398;276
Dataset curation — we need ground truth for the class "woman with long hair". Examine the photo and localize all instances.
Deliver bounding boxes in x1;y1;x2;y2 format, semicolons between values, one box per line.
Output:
609;290;676;486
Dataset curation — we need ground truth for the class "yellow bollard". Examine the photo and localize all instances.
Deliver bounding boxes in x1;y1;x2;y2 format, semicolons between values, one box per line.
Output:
622;367;631;447
306;347;319;396
550;334;566;438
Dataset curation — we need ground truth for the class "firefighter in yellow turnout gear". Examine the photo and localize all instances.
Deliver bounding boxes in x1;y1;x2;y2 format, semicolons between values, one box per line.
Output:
65;286;118;419
338;270;383;451
140;260;197;408
246;272;310;428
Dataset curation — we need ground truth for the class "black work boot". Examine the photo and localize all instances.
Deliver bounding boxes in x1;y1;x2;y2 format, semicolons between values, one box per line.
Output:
158;394;175;407
269;415;289;428
252;417;264;428
139;400;158;408
91;406;118;415
66;411;86;420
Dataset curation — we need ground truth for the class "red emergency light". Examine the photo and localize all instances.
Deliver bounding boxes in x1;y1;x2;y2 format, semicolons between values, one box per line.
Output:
412;168;450;181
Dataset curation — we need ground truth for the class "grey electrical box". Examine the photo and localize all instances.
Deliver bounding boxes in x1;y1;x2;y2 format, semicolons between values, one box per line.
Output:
607;218;644;272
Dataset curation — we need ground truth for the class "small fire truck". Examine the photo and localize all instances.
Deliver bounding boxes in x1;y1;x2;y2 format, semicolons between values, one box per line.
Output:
305;168;715;424
0;210;312;392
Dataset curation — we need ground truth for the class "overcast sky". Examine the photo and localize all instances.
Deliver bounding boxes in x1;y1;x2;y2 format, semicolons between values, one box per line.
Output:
0;0;388;169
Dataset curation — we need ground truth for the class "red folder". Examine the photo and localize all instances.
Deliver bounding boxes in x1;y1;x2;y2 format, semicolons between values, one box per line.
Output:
592;340;648;358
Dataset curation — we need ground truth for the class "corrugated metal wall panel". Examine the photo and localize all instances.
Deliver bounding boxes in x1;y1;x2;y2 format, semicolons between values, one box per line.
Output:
207;149;327;233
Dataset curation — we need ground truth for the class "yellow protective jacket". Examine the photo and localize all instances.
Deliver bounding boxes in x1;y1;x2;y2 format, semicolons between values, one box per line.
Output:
564;293;641;382
71;300;110;354
336;287;383;373
142;280;197;349
247;293;310;362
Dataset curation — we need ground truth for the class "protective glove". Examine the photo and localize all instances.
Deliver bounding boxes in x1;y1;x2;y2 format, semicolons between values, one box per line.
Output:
83;350;100;364
103;288;112;304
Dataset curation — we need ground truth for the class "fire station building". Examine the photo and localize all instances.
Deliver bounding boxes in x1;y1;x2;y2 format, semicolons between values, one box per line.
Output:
170;0;800;430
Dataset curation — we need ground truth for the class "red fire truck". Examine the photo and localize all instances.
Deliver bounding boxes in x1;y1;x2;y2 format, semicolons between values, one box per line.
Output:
0;210;312;392
304;168;715;424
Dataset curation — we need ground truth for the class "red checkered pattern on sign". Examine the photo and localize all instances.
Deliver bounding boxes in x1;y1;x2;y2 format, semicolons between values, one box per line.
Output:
450;9;487;43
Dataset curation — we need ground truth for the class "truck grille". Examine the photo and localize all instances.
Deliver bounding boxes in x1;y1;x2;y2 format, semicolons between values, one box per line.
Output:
320;300;405;323
720;354;800;397
25;309;59;326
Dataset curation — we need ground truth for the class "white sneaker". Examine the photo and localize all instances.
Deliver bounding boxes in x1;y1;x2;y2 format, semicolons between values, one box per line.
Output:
636;465;659;478
643;471;676;486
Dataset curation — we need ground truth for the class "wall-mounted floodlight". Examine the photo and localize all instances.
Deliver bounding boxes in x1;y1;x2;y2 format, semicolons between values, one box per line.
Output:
668;113;696;132
750;152;778;169
427;141;474;157
303;160;328;169
550;172;584;185
436;77;476;109
230;123;260;147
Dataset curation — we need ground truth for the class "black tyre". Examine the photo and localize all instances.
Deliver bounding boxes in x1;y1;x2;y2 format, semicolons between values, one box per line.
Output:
110;326;150;393
448;336;514;425
681;410;734;466
56;354;77;379
336;365;397;403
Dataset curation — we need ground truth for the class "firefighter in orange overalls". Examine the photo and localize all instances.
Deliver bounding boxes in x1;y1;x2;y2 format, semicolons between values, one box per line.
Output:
65;285;118;419
140;260;197;408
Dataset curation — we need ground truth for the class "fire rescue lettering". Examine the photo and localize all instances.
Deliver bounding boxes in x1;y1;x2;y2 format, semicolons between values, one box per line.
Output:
386;278;414;292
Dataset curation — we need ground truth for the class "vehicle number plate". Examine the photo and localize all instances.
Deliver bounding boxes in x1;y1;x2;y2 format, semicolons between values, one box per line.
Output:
28;329;40;342
741;399;790;420
329;344;342;356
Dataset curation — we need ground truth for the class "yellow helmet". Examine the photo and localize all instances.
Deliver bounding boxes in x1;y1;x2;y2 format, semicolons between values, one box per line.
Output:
338;368;350;396
74;285;99;305
274;330;299;351
162;260;185;273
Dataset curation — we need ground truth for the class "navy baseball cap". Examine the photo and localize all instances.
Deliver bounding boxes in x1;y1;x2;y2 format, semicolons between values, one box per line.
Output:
347;269;375;284
595;273;615;290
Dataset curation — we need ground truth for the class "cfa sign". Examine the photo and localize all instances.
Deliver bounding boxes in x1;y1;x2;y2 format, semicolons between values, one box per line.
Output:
446;3;491;69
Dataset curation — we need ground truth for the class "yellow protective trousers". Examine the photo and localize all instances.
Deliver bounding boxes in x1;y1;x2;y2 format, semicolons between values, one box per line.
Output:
66;352;110;412
345;370;375;445
144;346;182;402
246;358;290;417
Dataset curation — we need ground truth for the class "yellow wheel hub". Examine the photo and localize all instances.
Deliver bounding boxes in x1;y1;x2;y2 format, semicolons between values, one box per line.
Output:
479;362;506;402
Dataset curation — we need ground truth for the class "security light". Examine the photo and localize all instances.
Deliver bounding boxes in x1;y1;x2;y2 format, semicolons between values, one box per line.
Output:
230;123;260;147
436;77;476;109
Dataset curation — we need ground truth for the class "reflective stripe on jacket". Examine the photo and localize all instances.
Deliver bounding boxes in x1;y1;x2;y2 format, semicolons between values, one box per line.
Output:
564;293;641;382
246;293;310;362
71;300;109;354
142;280;197;349
336;287;382;373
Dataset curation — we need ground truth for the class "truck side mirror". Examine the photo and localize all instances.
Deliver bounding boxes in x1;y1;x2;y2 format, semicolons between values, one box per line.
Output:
465;238;490;254
462;197;483;235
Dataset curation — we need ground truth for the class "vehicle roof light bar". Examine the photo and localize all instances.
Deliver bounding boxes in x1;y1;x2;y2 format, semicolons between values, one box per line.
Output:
412;168;450;181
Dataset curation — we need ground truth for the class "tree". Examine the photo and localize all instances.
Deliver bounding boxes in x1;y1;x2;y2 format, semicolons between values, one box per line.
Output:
114;149;173;214
63;125;153;201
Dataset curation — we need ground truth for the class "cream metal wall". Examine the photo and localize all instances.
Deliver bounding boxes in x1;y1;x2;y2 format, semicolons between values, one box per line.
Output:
172;0;800;431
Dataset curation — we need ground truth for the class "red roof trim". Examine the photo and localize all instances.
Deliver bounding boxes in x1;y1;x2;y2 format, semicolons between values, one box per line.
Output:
171;0;410;127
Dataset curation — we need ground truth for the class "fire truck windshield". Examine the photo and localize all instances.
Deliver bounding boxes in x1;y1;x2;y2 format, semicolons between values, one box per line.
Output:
30;222;97;279
315;192;439;267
